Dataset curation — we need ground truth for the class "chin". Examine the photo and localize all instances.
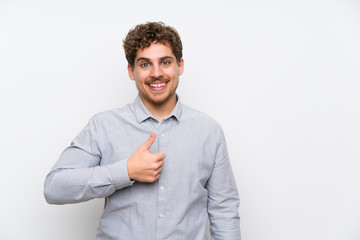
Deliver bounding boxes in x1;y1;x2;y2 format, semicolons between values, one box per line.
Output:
150;97;169;106
149;92;175;105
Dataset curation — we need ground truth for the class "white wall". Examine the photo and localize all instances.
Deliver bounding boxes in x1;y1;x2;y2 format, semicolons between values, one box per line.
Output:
1;0;359;239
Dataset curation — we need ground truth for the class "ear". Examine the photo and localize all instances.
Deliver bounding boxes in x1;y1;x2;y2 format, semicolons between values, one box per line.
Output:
178;58;184;76
128;64;135;80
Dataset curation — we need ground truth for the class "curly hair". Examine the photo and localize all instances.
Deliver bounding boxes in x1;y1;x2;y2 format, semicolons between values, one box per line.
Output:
123;22;183;69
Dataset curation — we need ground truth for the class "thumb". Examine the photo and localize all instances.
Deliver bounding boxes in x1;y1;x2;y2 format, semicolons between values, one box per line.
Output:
141;131;156;150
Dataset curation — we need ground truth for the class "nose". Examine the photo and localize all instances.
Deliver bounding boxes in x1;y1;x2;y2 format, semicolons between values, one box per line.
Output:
150;64;163;79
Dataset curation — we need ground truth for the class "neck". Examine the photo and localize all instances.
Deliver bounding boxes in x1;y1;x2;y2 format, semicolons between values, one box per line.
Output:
141;95;177;122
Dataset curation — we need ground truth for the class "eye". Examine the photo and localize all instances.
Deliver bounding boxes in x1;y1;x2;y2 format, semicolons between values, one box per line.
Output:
140;62;150;67
162;60;171;65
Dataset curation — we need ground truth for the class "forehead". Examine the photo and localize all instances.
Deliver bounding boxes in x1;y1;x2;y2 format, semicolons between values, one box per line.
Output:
135;43;175;61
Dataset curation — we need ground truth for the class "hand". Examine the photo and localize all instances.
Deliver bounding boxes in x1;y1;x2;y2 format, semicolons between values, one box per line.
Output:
127;131;165;182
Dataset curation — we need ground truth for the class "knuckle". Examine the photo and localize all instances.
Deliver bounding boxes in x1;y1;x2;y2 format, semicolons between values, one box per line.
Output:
151;163;158;169
149;176;157;182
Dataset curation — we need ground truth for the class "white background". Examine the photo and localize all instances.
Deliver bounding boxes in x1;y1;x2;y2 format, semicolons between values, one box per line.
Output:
1;0;360;239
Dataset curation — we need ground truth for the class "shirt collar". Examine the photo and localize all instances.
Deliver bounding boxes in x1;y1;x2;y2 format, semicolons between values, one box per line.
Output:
133;94;183;124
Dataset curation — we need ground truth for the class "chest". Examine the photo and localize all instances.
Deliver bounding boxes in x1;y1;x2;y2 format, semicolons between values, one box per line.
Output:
100;118;218;186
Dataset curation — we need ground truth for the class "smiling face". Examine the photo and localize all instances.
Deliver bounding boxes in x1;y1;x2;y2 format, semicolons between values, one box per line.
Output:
128;43;184;111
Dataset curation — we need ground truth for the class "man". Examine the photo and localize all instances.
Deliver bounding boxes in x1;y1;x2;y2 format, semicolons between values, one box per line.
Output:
44;22;240;240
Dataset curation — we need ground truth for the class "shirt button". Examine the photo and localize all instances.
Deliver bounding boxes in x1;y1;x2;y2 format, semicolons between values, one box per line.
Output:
160;186;165;190
159;213;164;218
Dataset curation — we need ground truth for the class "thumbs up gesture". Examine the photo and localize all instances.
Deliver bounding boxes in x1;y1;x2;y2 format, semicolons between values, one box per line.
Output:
127;132;165;182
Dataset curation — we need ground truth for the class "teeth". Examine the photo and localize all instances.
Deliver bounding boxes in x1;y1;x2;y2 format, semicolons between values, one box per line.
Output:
150;83;166;88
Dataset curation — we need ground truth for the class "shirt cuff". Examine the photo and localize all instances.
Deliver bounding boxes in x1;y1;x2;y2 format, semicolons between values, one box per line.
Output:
106;158;134;190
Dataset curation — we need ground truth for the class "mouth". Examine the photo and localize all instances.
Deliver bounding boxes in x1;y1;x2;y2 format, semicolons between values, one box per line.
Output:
149;83;166;88
146;81;168;91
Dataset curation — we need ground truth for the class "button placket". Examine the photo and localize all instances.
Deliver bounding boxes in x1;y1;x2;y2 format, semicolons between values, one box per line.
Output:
156;120;167;238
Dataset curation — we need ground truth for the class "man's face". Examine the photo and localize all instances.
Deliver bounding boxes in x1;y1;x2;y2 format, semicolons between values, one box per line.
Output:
128;43;184;108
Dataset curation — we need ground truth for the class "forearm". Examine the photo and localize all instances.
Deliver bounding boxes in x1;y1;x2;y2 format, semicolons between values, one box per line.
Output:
207;130;241;239
208;198;240;240
44;159;132;204
208;182;241;240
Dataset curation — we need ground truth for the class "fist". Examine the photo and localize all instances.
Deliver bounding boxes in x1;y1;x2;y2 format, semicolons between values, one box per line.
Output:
127;132;165;182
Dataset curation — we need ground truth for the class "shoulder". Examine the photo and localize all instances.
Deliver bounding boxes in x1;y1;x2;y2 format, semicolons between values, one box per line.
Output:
92;103;133;121
83;103;135;131
181;103;224;136
182;104;220;125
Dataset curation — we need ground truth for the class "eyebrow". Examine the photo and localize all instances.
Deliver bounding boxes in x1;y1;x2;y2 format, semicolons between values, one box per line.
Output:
136;56;174;63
